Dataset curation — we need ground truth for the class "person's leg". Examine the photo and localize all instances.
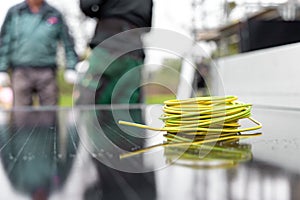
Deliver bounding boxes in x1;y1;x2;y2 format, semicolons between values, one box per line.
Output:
35;68;58;106
11;68;34;106
77;70;141;105
109;57;143;104
77;46;144;105
74;73;110;105
92;56;143;104
97;74;141;104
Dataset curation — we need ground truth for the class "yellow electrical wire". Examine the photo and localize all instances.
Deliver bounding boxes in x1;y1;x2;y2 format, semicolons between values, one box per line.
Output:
118;96;262;159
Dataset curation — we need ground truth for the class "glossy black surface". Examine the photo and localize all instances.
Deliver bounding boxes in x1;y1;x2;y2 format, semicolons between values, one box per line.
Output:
0;105;299;200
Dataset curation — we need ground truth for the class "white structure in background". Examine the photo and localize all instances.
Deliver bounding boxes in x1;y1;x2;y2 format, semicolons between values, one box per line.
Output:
213;42;300;108
176;0;300;99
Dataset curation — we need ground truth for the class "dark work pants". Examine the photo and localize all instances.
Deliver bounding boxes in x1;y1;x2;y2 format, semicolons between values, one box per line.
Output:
12;68;58;106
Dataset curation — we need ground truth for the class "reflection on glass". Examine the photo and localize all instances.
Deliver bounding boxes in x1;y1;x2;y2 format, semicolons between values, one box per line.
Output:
75;107;163;172
89;158;157;200
0;110;99;199
74;108;157;199
0;110;61;199
164;143;252;169
0;107;299;200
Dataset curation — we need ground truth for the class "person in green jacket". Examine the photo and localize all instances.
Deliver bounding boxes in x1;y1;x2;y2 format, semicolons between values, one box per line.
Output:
0;0;78;106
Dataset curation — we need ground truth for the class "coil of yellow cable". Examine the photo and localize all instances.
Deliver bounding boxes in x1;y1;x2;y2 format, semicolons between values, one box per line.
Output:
119;96;262;158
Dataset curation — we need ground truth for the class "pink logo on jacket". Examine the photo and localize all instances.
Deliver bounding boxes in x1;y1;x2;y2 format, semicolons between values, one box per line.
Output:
47;17;59;25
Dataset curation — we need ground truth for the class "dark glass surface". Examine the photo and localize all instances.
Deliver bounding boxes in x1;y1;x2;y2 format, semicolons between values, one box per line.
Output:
0;105;299;200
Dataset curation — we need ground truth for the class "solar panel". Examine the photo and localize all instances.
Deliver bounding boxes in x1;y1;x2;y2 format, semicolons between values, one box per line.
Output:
0;103;298;199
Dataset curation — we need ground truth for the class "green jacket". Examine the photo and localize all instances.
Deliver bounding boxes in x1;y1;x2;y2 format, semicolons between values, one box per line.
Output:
0;1;78;71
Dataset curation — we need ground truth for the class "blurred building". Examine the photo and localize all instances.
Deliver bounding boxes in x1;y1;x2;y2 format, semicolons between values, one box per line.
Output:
195;0;300;57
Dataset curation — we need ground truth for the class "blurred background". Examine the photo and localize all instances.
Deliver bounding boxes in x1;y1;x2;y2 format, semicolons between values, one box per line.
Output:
1;0;300;106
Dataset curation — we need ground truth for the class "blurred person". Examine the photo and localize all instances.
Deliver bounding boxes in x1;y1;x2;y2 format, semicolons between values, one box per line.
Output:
77;0;153;104
0;109;98;199
0;0;79;106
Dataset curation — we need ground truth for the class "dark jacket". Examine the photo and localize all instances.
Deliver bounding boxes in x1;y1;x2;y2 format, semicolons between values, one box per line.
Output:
80;0;153;28
80;0;153;49
0;1;78;71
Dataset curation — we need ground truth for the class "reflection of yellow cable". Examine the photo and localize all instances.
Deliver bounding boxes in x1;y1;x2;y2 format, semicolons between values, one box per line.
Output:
119;96;262;159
